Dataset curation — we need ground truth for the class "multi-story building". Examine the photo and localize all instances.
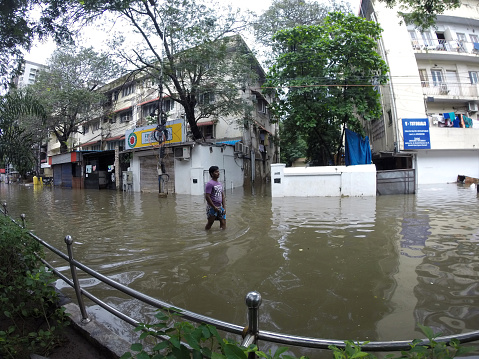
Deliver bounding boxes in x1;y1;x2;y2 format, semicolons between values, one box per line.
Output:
47;36;279;193
12;60;46;88
360;0;479;185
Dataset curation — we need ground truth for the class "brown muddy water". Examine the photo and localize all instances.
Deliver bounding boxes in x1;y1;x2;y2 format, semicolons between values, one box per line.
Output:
1;182;479;356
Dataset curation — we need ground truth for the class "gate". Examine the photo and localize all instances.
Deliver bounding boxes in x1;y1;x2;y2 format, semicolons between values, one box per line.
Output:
377;169;415;195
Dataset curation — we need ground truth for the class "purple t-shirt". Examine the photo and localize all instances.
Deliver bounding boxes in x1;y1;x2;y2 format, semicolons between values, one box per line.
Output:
205;180;223;207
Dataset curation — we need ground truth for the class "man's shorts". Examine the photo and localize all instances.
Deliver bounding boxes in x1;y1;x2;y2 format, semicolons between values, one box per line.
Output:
206;205;226;220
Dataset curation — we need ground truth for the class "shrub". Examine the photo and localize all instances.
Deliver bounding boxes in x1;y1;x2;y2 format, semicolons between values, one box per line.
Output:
0;215;69;358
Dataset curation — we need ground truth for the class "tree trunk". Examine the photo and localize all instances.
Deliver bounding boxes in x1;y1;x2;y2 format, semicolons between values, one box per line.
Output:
185;110;202;140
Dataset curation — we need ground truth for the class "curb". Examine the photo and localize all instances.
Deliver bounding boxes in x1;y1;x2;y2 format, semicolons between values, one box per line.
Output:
63;302;132;359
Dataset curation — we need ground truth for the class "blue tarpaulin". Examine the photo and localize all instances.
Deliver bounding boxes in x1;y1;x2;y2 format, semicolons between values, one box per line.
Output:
345;128;372;166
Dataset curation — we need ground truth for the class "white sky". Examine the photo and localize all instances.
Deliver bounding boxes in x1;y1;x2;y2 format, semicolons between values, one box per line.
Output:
25;0;361;64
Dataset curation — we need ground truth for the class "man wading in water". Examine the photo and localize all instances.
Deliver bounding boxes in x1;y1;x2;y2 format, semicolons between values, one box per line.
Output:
205;166;226;230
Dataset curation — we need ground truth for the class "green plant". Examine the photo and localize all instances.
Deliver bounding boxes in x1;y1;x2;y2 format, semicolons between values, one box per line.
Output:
121;309;306;359
390;324;476;359
0;216;69;358
329;341;376;359
328;325;476;359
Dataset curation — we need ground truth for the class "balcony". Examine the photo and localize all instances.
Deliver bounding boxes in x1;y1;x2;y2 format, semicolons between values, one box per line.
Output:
421;82;479;100
411;39;479;55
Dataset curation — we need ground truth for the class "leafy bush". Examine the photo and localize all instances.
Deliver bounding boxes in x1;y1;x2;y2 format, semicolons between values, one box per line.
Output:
0;215;69;358
124;309;477;359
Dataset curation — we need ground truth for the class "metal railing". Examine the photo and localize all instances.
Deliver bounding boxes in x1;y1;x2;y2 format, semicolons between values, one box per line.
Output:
4;202;479;354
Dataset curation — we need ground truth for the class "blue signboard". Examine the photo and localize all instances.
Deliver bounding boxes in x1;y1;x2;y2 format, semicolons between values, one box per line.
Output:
402;118;431;149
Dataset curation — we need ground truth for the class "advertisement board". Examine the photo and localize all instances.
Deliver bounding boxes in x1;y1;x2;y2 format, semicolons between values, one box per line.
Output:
402;118;431;149
124;119;183;149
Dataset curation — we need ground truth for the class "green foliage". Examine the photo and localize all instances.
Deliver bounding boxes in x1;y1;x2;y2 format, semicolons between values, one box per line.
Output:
253;0;352;51
0;0;74;89
120;309;303;359
0;89;46;176
329;341;375;359
379;0;461;30
0;215;69;358
31;45;120;153
125;314;477;359
265;12;388;165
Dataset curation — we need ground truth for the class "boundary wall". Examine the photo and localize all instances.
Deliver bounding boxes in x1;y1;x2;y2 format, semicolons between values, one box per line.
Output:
271;163;377;197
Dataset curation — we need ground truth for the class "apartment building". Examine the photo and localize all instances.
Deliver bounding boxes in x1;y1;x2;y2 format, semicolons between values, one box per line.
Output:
47;36;279;193
12;60;46;88
360;0;479;185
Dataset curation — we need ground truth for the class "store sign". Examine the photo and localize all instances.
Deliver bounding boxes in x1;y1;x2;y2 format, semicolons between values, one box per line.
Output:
402;118;431;149
124;119;183;149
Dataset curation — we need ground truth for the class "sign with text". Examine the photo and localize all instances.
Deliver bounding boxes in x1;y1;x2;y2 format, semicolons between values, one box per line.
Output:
402;118;431;149
124;119;184;149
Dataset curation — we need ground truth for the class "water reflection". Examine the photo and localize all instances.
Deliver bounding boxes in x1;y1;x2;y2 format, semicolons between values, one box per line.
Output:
2;183;479;349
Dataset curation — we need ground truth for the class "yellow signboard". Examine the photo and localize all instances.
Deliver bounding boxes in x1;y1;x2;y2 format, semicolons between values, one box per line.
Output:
125;119;183;149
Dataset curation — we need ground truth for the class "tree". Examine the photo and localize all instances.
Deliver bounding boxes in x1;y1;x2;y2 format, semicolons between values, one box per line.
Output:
253;0;352;49
0;89;46;176
73;0;256;141
0;0;74;89
379;0;461;30
265;12;389;166
31;46;120;153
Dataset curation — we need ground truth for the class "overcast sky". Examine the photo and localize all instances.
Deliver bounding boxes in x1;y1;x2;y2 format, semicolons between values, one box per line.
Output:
25;0;361;64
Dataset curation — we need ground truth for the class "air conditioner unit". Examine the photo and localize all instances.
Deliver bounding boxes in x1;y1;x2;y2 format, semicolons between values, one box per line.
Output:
174;146;190;159
234;142;243;153
468;102;478;112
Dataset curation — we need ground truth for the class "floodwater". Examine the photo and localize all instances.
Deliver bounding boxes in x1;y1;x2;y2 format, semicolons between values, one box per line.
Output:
2;182;479;355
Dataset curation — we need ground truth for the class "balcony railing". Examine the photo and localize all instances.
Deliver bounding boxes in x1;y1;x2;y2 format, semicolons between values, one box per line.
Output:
421;82;479;98
411;39;479;55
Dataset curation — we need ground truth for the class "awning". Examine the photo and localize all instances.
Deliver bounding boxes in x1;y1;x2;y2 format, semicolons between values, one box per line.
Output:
197;121;214;127
138;97;159;106
105;135;125;142
113;106;132;113
81;140;100;147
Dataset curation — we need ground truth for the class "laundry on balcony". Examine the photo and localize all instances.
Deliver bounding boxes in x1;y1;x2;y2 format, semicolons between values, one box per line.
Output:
474;42;479;51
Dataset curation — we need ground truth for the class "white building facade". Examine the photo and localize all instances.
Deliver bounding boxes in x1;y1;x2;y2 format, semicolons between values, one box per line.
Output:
46;36;279;193
361;0;479;185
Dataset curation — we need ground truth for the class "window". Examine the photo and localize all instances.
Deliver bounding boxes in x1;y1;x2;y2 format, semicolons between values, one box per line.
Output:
199;125;215;139
470;71;479;84
92;121;100;132
409;31;419;48
419;69;429;87
91;145;101;151
109;115;116;124
83;125;89;134
162;99;174;112
120;111;132;123
199;92;215;104
421;31;433;47
470;34;479;44
122;84;135;97
431;69;444;86
457;33;466;42
143;102;159;118
258;99;267;114
107;141;122;151
113;91;119;101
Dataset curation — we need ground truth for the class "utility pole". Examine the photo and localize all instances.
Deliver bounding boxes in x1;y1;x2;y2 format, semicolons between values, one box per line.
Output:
157;24;168;196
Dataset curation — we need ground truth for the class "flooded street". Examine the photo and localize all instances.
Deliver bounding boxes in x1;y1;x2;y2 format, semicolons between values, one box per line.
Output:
2;182;479;352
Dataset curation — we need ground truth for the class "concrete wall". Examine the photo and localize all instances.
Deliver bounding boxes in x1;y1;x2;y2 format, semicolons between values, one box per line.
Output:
175;144;244;195
271;164;377;197
416;149;479;184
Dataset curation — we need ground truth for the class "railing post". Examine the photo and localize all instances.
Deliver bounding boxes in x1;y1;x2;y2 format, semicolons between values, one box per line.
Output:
2;202;7;216
20;214;26;228
242;291;262;359
64;235;91;324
